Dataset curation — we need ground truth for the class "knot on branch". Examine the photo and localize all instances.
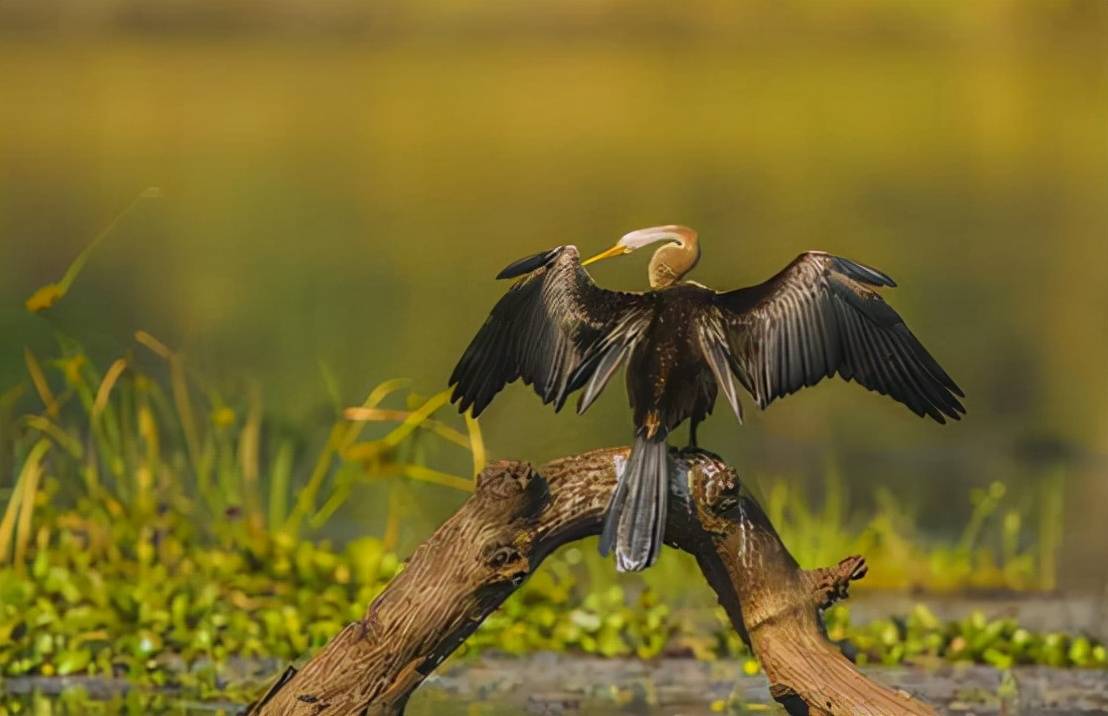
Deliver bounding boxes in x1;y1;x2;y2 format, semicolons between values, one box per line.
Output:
475;460;549;519
476;459;535;496
699;465;742;518
673;450;745;534
480;540;531;586
805;555;868;610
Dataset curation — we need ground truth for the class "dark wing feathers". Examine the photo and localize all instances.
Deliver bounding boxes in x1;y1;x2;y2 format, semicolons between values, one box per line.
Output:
694;310;744;424
450;245;647;416
571;309;654;414
713;251;963;423
455;246;962;427
495;247;561;280
830;254;897;288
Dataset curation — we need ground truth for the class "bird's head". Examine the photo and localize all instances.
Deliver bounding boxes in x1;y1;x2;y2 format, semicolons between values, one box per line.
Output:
582;225;698;267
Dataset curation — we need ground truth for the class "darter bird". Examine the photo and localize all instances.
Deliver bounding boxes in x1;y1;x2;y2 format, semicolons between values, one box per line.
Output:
449;225;963;572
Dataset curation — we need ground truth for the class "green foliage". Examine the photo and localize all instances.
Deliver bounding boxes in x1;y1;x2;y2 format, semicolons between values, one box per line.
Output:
0;325;482;703
825;603;1107;670
0;501;1104;707
0;521;401;694
765;469;1065;592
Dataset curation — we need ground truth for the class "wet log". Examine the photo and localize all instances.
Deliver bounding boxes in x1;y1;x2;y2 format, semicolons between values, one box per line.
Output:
247;447;935;715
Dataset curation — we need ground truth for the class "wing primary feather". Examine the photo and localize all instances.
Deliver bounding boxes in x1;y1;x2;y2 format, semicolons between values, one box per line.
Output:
761;328;776;407
495;248;561;280
886;331;965;419
817;299;841;377
467;317;513;416
786;294;807;390
699;327;743;424
799;295;823;385
831;256;897;287
893;324;965;397
853;311;898;400
838;301;876;387
870;327;931;419
450;321;496;413
577;341;634;415
773;325;787;404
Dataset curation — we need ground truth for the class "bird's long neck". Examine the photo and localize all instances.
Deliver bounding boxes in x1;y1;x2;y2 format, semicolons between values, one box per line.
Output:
648;230;700;289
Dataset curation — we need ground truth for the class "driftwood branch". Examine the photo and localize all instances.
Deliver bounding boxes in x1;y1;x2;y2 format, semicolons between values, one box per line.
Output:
247;447;935;715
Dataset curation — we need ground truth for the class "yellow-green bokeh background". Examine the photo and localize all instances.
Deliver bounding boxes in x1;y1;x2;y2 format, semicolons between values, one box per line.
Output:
1;1;1106;585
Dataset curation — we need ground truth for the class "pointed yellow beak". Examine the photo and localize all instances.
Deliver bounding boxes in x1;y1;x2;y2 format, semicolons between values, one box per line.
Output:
581;244;630;267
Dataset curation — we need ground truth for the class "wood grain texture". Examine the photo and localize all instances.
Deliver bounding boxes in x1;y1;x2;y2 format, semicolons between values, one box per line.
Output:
247;447;935;715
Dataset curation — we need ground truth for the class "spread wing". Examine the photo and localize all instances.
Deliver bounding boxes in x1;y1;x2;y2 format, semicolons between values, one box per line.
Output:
449;246;650;417
713;251;965;423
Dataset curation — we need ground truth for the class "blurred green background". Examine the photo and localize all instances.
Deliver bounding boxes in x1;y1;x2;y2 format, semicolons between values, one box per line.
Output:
1;1;1105;587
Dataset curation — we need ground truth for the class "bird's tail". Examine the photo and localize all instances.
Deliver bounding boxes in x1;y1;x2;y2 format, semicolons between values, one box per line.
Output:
599;434;669;572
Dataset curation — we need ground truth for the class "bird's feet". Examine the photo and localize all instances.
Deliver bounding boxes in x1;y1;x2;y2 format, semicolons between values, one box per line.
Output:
687;423;699;449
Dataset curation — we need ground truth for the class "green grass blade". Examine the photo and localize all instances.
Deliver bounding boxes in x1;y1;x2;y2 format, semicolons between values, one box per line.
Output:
0;439;51;566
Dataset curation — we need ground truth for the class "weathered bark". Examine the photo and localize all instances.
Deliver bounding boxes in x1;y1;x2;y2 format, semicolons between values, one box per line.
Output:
247;447;935;715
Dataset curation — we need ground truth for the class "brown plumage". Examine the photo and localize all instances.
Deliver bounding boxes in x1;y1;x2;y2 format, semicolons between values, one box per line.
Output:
449;227;963;571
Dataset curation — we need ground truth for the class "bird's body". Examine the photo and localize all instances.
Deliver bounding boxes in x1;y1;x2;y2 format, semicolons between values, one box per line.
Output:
626;284;717;441
450;226;963;572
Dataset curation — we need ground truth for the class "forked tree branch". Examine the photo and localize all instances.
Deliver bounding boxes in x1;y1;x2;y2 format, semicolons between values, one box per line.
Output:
247;448;935;716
